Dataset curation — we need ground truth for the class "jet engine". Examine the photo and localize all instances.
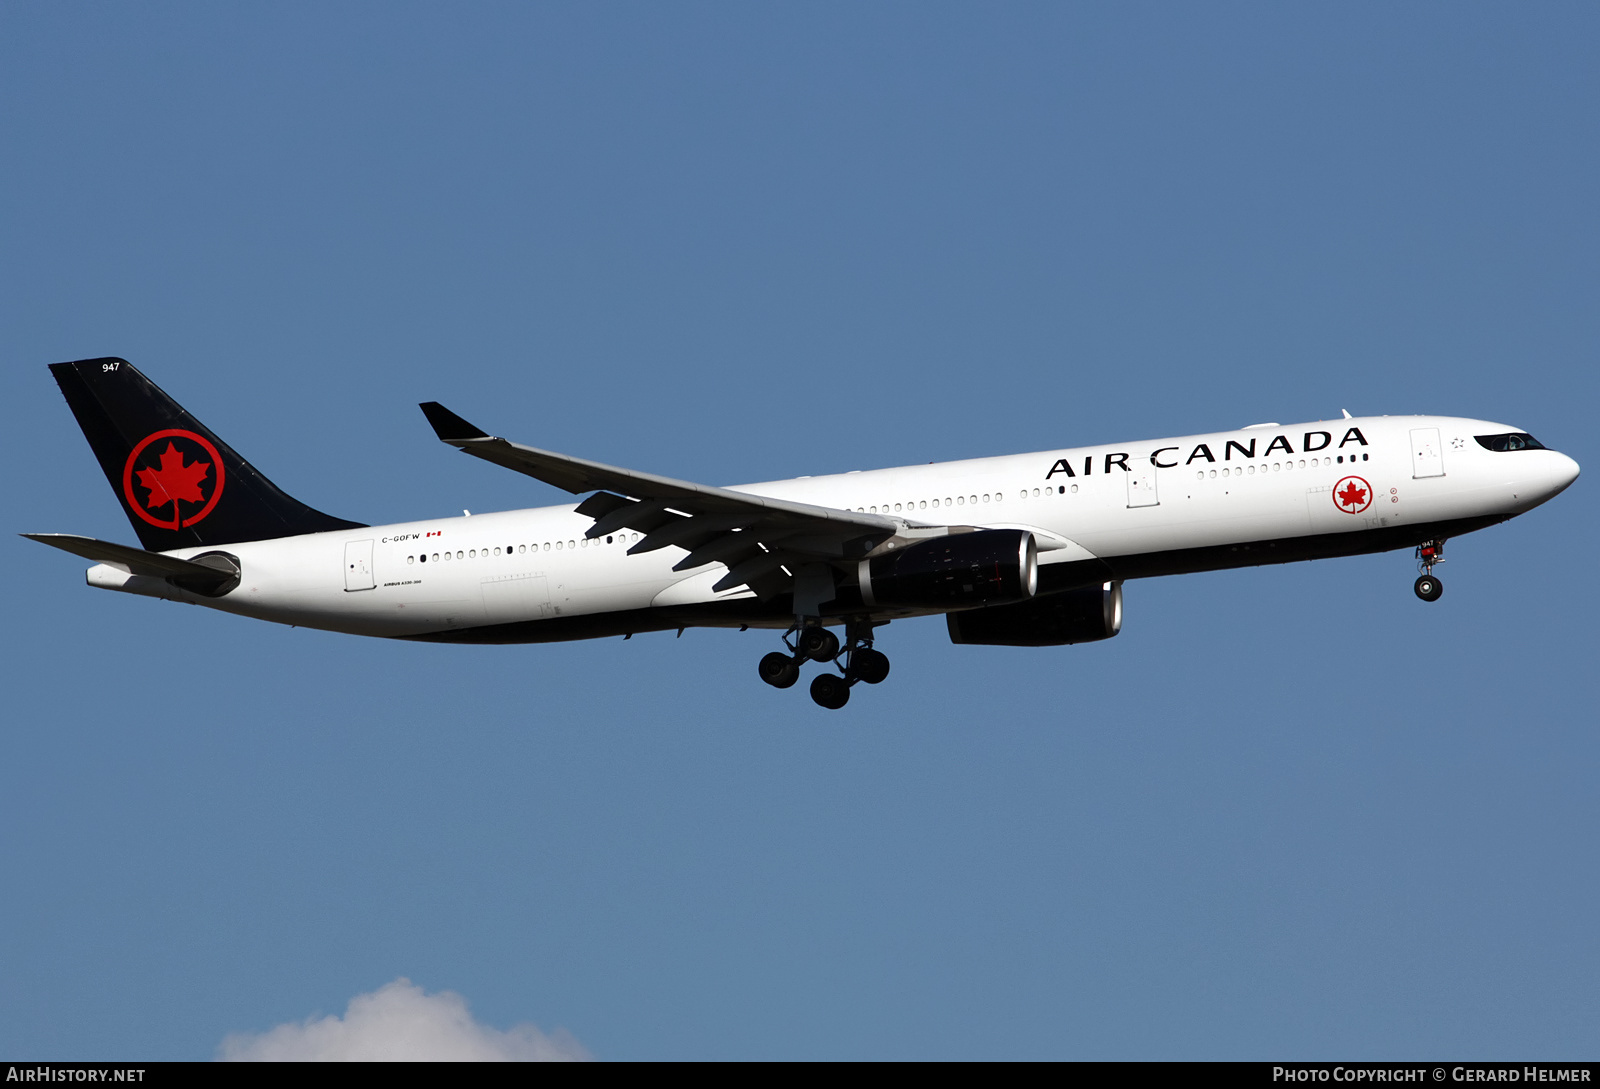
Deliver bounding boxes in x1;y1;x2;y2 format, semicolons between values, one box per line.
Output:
946;581;1122;646
858;529;1037;609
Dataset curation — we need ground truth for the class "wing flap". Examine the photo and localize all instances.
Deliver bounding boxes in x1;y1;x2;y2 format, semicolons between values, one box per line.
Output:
630;514;756;555
574;491;632;520
712;549;789;594
672;530;770;572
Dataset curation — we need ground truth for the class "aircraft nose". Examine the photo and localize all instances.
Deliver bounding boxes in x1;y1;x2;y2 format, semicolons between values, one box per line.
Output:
1510;450;1579;512
1553;451;1580;492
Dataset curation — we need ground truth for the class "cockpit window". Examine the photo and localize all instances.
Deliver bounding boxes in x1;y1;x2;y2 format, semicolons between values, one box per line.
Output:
1474;432;1546;452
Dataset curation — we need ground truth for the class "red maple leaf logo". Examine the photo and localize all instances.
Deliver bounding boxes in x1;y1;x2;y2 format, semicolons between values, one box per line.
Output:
121;429;226;531
135;441;211;512
1336;479;1368;511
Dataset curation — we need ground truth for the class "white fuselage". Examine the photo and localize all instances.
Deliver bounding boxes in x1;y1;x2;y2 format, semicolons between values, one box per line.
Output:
86;415;1580;639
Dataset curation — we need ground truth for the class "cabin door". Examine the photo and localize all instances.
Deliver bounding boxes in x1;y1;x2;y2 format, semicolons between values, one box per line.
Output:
1126;459;1159;507
1410;428;1445;478
344;539;375;591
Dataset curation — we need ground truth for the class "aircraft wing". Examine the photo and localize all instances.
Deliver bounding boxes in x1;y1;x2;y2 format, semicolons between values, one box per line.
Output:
420;403;904;597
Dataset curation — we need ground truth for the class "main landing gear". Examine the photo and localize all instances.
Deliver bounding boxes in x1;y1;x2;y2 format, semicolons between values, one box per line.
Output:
1414;539;1445;602
758;619;890;710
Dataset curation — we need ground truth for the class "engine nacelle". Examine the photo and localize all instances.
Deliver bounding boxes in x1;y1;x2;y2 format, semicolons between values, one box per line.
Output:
946;581;1123;646
858;529;1038;609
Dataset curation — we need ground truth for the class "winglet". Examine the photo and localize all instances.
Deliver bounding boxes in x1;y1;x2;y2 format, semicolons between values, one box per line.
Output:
419;402;490;442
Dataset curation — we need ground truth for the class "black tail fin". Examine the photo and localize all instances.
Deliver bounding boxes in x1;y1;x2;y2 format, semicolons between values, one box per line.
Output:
49;357;365;550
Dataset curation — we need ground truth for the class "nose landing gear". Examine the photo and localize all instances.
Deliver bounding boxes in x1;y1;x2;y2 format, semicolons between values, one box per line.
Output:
756;619;890;709
1414;540;1445;602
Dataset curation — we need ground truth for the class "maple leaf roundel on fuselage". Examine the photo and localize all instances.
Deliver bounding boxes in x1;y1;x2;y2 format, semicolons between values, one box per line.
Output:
1333;476;1373;514
121;429;226;531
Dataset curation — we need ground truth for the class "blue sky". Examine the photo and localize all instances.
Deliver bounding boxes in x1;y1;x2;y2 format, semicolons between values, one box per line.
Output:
3;2;1596;1059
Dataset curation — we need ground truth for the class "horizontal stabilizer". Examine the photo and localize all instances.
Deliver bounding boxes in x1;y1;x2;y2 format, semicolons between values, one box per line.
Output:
22;533;234;587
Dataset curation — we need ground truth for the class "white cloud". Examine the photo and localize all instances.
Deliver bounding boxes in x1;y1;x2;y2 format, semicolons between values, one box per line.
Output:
218;978;591;1061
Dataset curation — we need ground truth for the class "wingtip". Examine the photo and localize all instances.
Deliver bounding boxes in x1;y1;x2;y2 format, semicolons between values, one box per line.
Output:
419;401;490;442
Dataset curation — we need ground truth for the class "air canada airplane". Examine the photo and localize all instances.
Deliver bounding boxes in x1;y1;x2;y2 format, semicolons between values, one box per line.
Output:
28;358;1580;709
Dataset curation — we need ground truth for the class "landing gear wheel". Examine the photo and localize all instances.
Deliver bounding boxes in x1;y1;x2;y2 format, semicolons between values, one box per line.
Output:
1414;574;1443;602
797;626;840;662
758;651;800;689
849;647;890;685
810;672;851;709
